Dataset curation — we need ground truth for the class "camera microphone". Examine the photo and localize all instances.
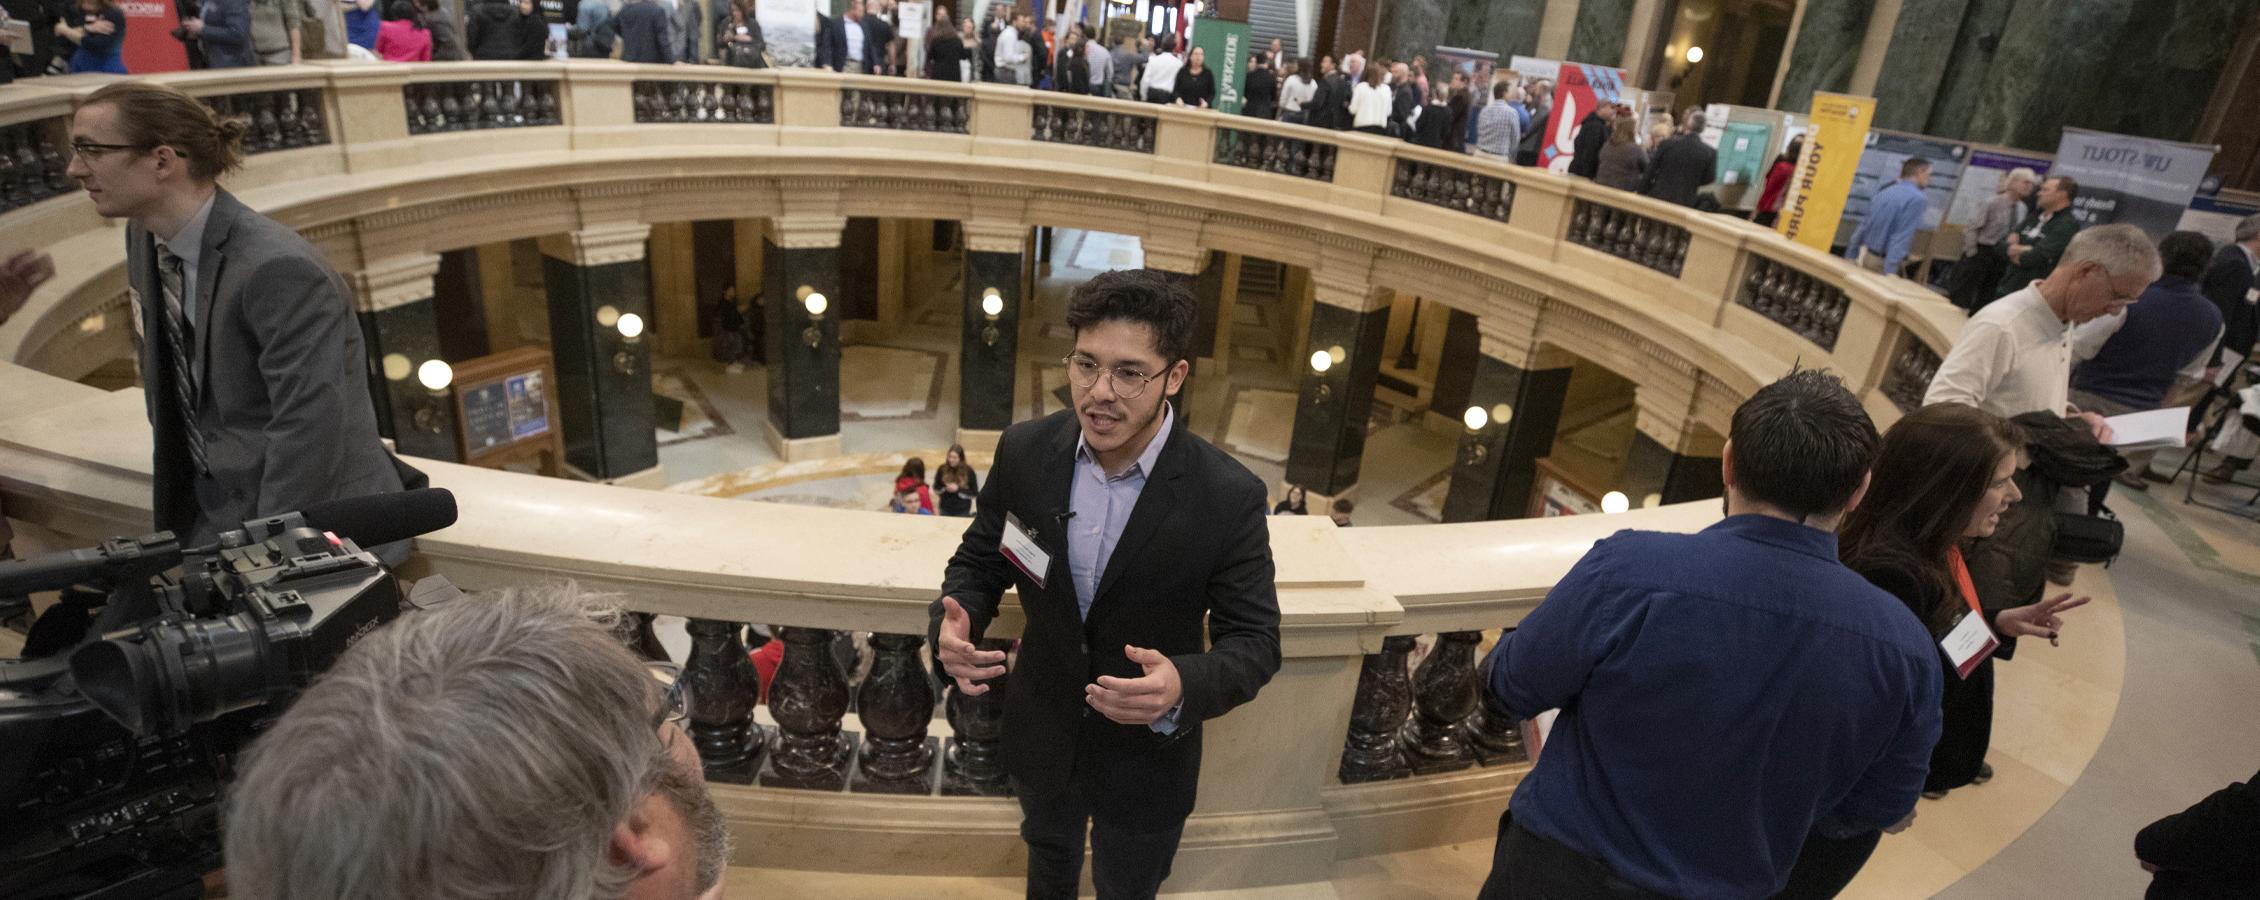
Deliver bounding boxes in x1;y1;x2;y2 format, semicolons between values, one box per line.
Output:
299;487;459;549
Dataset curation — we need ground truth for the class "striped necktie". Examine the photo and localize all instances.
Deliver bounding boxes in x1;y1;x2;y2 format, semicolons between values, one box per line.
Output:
158;247;209;475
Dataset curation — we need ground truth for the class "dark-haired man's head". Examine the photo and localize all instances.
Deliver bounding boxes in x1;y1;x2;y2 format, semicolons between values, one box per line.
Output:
1722;370;1880;527
2157;230;2215;281
1063;269;1194;471
1900;156;1932;188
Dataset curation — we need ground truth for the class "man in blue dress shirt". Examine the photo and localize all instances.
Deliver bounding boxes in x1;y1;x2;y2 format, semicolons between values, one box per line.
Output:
1479;370;1942;900
1845;157;1935;278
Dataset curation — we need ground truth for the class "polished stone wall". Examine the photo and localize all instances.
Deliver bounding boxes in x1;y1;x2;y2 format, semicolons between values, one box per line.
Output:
1870;0;1972;132
545;257;658;479
762;241;843;442
1567;0;1635;68
1286;303;1390;496
1774;0;1876;113
1442;357;1571;522
959;250;1020;433
1913;0;2015;136
1374;0;1548;69
359;298;460;462
1623;433;1724;505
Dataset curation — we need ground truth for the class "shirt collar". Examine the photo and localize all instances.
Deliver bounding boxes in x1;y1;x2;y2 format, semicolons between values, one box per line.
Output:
1703;513;1841;561
154;192;217;268
1075;400;1172;480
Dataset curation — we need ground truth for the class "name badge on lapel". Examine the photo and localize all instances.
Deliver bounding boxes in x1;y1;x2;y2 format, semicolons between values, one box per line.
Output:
1000;512;1051;590
1941;610;1999;680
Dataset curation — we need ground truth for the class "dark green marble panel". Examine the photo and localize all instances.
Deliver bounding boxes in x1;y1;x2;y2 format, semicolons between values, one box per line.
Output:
1378;0;1449;64
1966;0;2134;148
1442;357;1571;522
1285;303;1389;496
1774;0;1876;114
1871;0;1971;132
1622;433;1723;505
544;256;658;479
359;299;459;463
761;241;842;442
2081;0;2253;143
1567;0;1636;66
960;250;1021;432
1480;0;1549;61
1922;0;2016;137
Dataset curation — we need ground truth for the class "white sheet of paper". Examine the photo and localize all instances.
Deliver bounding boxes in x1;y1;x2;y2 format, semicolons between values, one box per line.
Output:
1941;611;1999;680
2103;406;2191;449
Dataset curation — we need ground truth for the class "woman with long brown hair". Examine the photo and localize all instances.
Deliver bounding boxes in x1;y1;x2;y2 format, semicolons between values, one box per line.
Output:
932;444;979;517
1778;403;2090;898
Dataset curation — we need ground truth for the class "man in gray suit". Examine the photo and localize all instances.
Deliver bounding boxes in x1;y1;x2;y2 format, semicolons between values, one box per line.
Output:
66;81;405;546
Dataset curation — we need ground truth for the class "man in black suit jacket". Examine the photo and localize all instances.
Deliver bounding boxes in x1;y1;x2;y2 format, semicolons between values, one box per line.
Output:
1643;110;1718;208
2136;767;2260;899
1567;102;1613;177
930;269;1281;900
69;82;405;548
2200;216;2259;368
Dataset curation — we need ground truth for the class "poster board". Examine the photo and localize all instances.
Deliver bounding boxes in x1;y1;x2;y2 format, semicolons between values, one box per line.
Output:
1776;92;1874;253
1435;45;1499;120
1532;62;1631;174
898;1;930;76
122;0;189;72
1190;17;1250;114
1944;147;2054;235
1834;130;1969;247
2179;194;2260;246
1528;458;1603;518
759;0;819;68
450;346;563;476
1712;120;1774;210
2049;127;2217;239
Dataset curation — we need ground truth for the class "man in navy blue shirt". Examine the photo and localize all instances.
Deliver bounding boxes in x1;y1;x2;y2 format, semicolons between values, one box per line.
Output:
1479;370;1942;900
1845;157;1934;277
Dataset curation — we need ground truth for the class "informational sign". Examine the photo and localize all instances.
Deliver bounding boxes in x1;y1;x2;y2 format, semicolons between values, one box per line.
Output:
1539;63;1631;173
898;1;930;77
1715;121;1772;191
1945;148;2054;233
1190;17;1249;114
2178;195;2260;247
759;0;819;68
1700;103;1730;148
1435;45;1498;120
1835;131;1967;246
451;347;563;475
2049;128;2218;239
1777;92;1874;253
1506;55;1560;84
121;0;189;72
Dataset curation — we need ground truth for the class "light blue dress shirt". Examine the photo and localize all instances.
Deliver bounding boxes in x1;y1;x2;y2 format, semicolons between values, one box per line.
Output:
1068;401;1181;733
1845;178;1930;275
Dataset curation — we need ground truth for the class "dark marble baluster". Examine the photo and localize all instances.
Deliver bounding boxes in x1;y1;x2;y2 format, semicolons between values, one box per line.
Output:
0;134;22;208
1460;631;1529;765
1399;631;1479;775
254;98;282;153
942;637;1012;796
759;626;856;790
1338;634;1416;784
849;633;939;794
683;618;766;783
300;92;328;144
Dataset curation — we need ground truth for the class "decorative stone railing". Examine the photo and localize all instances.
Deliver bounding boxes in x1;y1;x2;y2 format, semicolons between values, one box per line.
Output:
1391;159;1514;223
840;87;970;133
1738;255;1853;351
403;79;562;134
1031;103;1156;153
1567;198;1692;277
633;80;774;124
0;66;1977;888
1882;333;1945;413
201;88;330;154
0;117;70;217
1212;125;1337;182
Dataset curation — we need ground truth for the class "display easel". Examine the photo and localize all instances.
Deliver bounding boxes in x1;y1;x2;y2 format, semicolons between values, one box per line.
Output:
446;346;564;477
2171;350;2260;522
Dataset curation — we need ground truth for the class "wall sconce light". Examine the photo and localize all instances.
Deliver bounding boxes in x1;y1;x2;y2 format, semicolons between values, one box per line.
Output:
980;288;1004;347
1601;491;1631;514
412;359;453;434
1684;45;1704;64
798;286;828;349
383;353;413;382
1308;348;1335;404
1461;405;1491;465
610;313;645;376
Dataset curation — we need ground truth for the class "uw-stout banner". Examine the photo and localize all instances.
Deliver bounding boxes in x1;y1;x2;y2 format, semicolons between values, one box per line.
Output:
1776;92;1874;253
1834;131;1967;248
2049;128;2217;239
1538;63;1631;173
759;0;820;68
1189;18;1249;114
121;0;188;73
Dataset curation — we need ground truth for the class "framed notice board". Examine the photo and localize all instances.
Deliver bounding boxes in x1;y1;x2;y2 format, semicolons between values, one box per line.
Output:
1527;458;1603;518
449;346;563;476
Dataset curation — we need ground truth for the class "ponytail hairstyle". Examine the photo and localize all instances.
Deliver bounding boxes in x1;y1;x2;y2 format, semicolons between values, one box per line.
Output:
79;82;247;183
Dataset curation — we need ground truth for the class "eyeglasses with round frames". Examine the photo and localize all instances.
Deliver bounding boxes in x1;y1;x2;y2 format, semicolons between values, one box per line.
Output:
1062;355;1168;400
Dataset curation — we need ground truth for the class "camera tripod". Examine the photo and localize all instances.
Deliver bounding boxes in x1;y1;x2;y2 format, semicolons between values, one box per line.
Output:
2169;350;2260;522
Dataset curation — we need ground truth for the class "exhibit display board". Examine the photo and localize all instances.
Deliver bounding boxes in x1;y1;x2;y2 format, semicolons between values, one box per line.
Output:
761;0;819;68
1834;130;1968;246
1511;58;1631;173
2049;128;2217;239
1776;92;1874;253
1945;147;2054;237
1435;45;1499;122
122;0;189;72
2180;195;2260;246
1190;17;1250;114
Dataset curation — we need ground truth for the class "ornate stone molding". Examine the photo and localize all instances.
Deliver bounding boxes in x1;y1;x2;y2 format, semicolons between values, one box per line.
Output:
1476;291;1543;368
346;252;443;314
538;222;654;266
768;181;847;248
1312;244;1385;312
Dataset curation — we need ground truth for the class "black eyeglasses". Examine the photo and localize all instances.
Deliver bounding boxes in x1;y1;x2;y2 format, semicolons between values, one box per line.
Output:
647;661;692;731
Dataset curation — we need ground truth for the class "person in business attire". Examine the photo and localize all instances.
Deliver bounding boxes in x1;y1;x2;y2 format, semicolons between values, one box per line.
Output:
1472;79;1521;162
1564;100;1612;177
1347;62;1390;135
1052;28;1090;94
1241;51;1277;118
1753;135;1803;228
413;0;464;58
607;0;668;62
66;82;408;548
923;7;963;78
1592;116;1646;192
1641;109;1717;208
2195;215;2260;482
1844;156;1934;277
1514;78;1551;165
56;0;126;73
1479;369;1940;900
931;268;1281;900
2137;767;2260;899
182;0;259;68
1945;167;2034;310
1787;403;2087;897
1992;175;2083;304
1172;45;1215;108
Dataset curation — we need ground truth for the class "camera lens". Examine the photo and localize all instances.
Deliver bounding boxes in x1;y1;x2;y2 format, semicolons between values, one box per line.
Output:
70;614;285;737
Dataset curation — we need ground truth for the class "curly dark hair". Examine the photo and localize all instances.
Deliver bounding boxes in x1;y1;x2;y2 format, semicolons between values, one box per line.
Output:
1063;268;1196;364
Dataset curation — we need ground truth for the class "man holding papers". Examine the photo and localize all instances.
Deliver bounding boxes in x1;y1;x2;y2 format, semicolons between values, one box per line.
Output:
2071;231;2225;488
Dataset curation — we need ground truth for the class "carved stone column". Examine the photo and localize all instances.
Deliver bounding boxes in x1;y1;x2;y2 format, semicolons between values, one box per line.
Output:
957;222;1024;453
1443;317;1573;522
682;619;765;784
760;219;847;462
538;223;658;483
758;626;856;791
942;637;1012;796
1337;634;1415;784
1465;633;1529;766
348;253;459;462
1287;280;1392;498
1400;631;1480;775
850;633;939;794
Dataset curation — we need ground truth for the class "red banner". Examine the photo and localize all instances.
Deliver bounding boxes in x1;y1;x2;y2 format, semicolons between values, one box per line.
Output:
121;0;190;73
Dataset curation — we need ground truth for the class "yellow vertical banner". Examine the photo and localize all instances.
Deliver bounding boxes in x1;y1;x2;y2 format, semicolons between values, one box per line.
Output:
1776;92;1876;252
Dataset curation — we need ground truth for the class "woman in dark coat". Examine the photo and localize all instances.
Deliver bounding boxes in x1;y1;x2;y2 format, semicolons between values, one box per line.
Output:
1173;45;1215;108
925;8;964;80
1241;51;1278;118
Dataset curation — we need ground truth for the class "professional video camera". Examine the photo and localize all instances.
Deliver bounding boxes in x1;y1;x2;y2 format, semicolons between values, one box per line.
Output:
0;488;458;900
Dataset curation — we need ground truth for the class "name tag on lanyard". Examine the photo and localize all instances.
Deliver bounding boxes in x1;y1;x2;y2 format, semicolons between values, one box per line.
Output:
1942;610;1999;680
1000;512;1051;590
